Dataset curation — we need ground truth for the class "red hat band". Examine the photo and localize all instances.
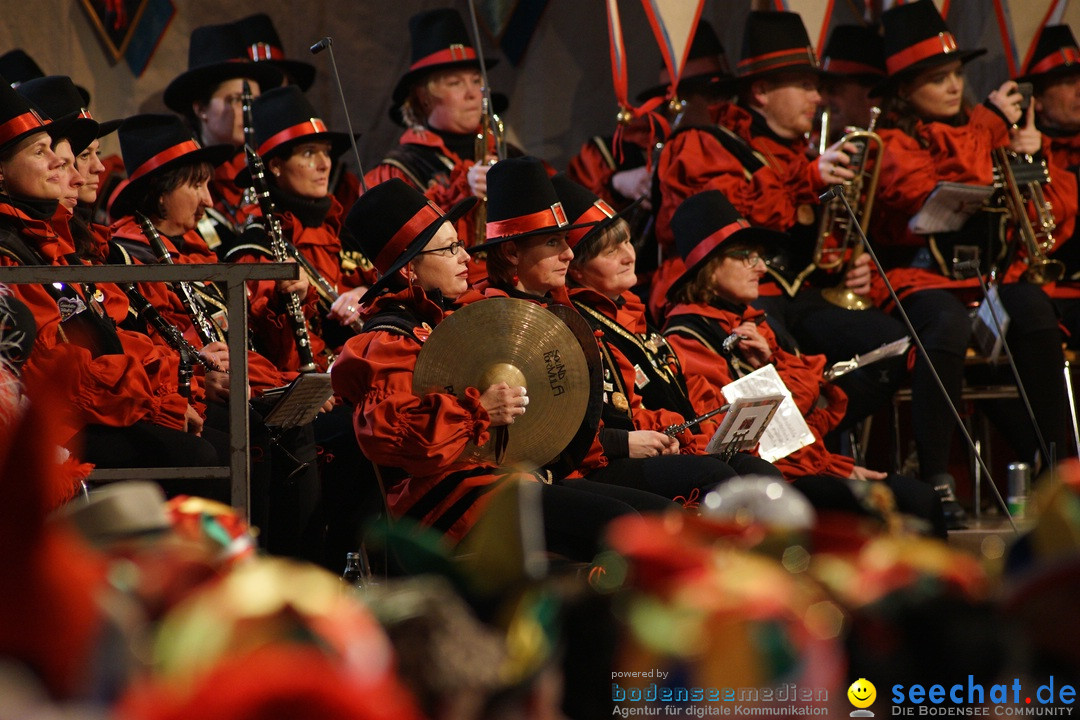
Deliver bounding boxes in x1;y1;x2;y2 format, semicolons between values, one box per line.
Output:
886;32;958;75
410;44;478;73
568;200;617;246
375;201;444;272
257;118;329;157
685;219;750;269
487;203;569;240
0;109;46;145
248;42;285;61
822;58;885;77
1030;47;1080;76
128;140;202;182
737;47;817;77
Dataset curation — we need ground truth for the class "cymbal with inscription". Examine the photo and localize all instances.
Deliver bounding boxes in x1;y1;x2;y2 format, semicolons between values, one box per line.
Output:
413;298;590;467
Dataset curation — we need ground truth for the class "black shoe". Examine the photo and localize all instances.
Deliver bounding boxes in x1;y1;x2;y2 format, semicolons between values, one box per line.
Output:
928;473;967;530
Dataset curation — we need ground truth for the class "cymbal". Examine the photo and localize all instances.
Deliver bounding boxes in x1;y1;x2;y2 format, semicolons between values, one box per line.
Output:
413;298;590;467
545;304;603;475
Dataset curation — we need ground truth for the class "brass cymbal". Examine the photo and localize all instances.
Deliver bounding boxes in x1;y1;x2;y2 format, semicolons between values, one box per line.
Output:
413;298;590;467
545;304;603;475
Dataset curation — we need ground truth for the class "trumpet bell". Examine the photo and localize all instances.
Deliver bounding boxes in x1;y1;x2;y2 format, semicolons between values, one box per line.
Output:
1023;258;1066;285
820;286;874;311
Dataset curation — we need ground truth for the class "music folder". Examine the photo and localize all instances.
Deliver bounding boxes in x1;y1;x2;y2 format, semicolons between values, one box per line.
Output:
705;394;785;459
260;372;334;429
908;182;994;235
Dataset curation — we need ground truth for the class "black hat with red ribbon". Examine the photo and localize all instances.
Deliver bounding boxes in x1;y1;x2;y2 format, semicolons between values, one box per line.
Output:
821;25;887;82
392;8;497;107
872;0;985;97
16;75;121;139
0;75;91;156
550;173;641;251
0;49;90;105
636;20;735;103
471;157;593;251
1017;25;1080;84
108;114;235;218
345;178;476;302
163;22;285;114
667;190;786;300
232;13;316;91
736;11;822;82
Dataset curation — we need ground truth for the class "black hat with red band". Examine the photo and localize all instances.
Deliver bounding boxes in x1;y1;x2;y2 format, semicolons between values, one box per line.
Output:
736;11;822;83
345;178;476;302
550;173;642;252
666;190;786;301
0;75;94;157
16;75;121;139
872;0;985;97
392;8;497;107
636;20;735;103
163;22;285;114
821;25;887;82
470;157;593;251
1017;25;1080;84
233;13;316;92
108;114;235;217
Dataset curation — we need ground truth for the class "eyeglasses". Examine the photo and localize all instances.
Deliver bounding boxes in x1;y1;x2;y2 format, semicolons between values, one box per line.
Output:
416;240;466;257
724;249;763;268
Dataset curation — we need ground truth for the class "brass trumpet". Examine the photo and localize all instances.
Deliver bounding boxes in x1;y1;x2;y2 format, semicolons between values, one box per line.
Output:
814;107;883;310
472;93;506;246
991;147;1064;285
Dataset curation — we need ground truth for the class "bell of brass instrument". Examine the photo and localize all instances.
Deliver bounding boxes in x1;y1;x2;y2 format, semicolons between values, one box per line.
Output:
991;148;1065;285
816;107;883;310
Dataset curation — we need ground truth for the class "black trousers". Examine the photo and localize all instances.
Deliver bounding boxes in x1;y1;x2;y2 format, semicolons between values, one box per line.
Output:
899;285;1070;478
755;288;909;430
792;472;947;539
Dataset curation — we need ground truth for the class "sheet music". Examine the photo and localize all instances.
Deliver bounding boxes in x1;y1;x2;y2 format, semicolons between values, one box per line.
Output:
704;395;784;456
262;372;334;429
720;365;814;463
908;182;995;235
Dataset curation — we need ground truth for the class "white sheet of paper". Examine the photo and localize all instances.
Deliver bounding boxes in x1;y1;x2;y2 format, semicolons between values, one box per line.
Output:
908;182;994;235
720;364;814;462
704;395;784;455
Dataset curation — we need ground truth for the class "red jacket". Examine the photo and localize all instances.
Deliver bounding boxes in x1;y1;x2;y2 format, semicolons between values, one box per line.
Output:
1042;129;1080;301
330;286;523;541
0;204;188;444
663;301;855;480
110;216;293;393
869;104;1076;304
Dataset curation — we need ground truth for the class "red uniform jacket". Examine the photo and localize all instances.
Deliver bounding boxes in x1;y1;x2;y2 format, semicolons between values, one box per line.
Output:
663;301;855;480
0;204;188;445
1043;129;1080;302
330;286;526;541
110;216;292;393
870;105;1077;304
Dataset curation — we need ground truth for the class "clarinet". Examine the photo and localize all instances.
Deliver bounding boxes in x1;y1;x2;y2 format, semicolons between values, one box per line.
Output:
663;404;731;438
121;283;213;398
241;81;317;372
137;213;223;347
282;241;363;332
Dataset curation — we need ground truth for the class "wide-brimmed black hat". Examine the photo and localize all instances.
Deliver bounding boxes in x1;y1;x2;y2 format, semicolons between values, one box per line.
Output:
16;75;120;140
821;25;886;82
0;49;90;105
872;0;985;97
550;173;642;251
234;85;354;187
1017;25;1080;84
736;11;822;82
667;190;787;301
636;20;735;103
11;79;98;156
392;8;497;107
163;22;285;114
108;114;235;218
0;74;60;156
345;178;476;302
232;13;316;91
471;157;593;251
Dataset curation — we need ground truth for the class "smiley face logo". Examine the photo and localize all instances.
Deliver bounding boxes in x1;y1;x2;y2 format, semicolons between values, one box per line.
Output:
848;678;876;709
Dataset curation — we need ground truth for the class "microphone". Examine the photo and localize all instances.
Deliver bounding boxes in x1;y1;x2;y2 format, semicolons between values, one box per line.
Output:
819;184;844;202
831;190;1019;531
308;36;367;192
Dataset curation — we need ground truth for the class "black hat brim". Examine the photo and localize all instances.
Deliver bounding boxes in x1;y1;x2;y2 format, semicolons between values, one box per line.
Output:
96;118;123;138
163;62;285;114
361;196;478;303
45;116;99;155
635;71;737;104
1015;60;1080;85
574;195;646;252
870;48;986;98
666;225;788;302
233;131;357;188
265;59;316;91
109;142;236;218
391;57;498;107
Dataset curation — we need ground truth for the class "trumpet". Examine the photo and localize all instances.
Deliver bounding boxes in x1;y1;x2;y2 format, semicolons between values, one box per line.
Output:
814;108;884;310
473;94;506;246
991;147;1064;285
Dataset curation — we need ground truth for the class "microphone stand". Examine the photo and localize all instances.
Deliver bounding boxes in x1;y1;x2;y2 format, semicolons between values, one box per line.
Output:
310;37;368;193
823;185;1018;532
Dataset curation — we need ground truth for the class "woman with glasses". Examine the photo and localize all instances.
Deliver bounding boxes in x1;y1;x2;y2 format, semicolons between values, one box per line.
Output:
332;178;653;560
663;191;946;536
